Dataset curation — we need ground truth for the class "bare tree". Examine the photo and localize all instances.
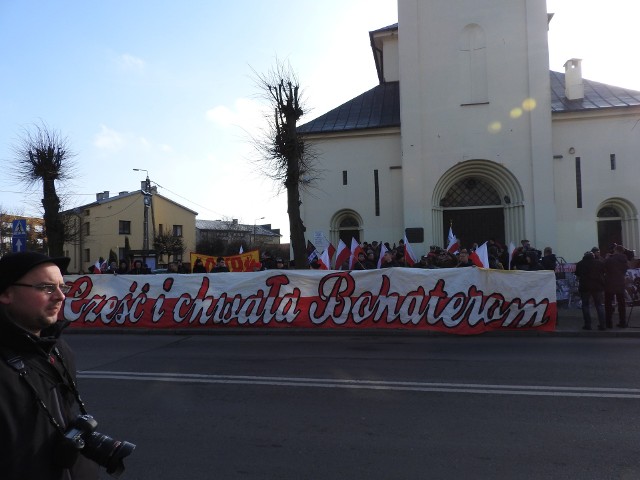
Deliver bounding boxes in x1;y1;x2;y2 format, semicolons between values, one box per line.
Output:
253;61;318;269
12;122;75;257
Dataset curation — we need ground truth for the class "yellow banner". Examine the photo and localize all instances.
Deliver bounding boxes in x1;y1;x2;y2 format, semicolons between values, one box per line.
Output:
190;251;261;272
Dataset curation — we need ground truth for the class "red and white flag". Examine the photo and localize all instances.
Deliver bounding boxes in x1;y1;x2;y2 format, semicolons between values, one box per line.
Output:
507;241;516;270
317;248;331;270
403;234;417;267
335;239;351;270
322;233;336;262
377;243;389;269
93;259;103;274
447;227;459;254
469;241;489;268
349;238;365;269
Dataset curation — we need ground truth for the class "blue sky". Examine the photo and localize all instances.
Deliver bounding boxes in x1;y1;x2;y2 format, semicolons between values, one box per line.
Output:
1;0;638;242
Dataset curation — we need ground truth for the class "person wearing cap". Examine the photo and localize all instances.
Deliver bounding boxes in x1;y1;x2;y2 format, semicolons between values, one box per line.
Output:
274;257;288;270
575;251;606;330
0;252;99;479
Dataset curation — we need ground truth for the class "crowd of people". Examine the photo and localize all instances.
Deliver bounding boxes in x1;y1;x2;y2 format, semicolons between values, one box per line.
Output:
574;244;635;331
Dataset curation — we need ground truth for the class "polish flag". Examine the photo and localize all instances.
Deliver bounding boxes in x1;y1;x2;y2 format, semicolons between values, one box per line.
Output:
447;227;459;254
349;238;365;269
335;239;351;270
93;259;103;274
377;243;389;269
317;248;331;270
469;241;489;268
403;234;417;267
507;241;516;270
322;233;336;262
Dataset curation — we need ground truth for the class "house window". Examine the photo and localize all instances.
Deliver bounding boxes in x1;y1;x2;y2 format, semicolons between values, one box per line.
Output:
575;157;582;208
119;220;131;234
610;154;616;170
83;249;91;262
83;222;90;236
342;171;348;185
173;225;183;237
159;224;164;235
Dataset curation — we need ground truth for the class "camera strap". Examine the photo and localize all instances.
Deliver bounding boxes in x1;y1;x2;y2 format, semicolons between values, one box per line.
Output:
4;353;67;435
3;348;88;437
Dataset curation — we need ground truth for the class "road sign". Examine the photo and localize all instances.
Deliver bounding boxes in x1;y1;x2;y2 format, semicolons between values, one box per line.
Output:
12;219;27;253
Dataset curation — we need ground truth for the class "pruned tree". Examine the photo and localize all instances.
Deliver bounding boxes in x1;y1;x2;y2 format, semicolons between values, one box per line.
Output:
12;122;75;257
253;61;318;270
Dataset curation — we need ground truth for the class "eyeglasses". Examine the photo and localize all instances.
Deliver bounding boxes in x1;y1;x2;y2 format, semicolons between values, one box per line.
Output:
12;283;72;295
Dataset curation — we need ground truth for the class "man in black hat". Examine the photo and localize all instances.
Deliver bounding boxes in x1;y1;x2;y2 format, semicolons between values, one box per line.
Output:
0;252;99;479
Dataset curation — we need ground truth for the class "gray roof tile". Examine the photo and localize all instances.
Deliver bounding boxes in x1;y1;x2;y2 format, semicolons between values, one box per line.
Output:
299;73;640;135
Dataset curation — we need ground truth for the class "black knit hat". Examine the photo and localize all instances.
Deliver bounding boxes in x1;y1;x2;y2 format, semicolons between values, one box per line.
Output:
0;252;70;294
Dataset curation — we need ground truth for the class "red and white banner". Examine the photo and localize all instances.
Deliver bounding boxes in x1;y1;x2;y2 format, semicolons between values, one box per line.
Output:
62;268;557;335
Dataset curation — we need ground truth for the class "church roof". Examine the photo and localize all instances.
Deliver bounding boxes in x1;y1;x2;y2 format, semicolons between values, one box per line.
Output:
299;74;640;135
297;81;400;134
550;71;640;112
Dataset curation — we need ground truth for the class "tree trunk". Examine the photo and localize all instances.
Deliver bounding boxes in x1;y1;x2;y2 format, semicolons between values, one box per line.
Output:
42;178;65;257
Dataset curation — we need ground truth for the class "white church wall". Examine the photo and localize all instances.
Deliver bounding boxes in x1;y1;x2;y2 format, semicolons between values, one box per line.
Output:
552;110;640;260
398;0;555;250
301;131;404;246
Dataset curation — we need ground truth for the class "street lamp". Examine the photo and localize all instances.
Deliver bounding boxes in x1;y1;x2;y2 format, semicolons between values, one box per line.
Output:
133;168;152;254
253;217;265;247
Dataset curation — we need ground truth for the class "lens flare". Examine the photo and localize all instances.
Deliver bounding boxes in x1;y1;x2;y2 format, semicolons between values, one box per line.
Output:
522;98;537;111
488;121;502;133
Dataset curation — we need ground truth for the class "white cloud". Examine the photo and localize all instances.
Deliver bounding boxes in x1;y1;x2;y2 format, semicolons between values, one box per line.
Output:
93;124;125;150
117;53;146;72
205;97;266;132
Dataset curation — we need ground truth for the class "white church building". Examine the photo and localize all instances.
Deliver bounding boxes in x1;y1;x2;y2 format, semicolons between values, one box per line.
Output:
298;0;640;262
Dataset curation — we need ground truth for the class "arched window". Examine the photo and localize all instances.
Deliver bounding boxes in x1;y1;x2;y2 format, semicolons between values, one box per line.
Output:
459;24;488;104
440;177;501;208
331;210;363;245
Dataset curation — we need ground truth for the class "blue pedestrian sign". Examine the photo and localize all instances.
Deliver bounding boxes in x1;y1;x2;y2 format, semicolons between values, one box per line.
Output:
12;219;27;253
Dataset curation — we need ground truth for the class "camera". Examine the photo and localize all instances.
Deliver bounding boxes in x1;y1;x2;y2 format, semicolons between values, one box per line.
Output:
64;414;135;478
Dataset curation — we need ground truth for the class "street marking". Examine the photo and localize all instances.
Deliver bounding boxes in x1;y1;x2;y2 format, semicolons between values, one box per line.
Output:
78;371;640;399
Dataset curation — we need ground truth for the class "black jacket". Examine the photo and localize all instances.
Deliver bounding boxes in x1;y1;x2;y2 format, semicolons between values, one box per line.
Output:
0;312;98;480
604;253;628;293
575;256;605;292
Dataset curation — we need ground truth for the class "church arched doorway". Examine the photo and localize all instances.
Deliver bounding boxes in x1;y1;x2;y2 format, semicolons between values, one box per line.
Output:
432;160;525;248
441;177;504;248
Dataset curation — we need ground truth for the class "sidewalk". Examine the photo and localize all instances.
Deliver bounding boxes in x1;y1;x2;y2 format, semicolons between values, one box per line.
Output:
555;304;640;337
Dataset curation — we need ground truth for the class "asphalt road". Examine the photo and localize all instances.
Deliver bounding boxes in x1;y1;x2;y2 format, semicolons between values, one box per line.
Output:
66;333;640;480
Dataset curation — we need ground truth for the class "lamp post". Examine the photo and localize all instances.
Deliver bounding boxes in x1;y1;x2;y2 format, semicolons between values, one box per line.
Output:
133;169;151;254
253;216;265;247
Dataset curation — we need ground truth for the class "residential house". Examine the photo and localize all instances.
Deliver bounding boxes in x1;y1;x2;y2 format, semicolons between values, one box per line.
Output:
62;184;197;273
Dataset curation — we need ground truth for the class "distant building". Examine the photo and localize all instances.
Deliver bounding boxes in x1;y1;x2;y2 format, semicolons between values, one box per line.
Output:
298;1;640;259
62;184;197;273
196;219;281;248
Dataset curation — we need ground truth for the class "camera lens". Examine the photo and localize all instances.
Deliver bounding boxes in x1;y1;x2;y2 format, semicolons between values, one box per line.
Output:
82;431;136;479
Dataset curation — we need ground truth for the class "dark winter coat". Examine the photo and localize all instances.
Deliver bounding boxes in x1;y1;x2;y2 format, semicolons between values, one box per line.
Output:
604;253;629;293
0;312;99;480
575;255;605;292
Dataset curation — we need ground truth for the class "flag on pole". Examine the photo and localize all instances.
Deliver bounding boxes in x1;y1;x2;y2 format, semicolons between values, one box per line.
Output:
349;238;365;269
322;233;336;262
447;226;459;254
403;234;417;267
507;241;516;270
377;243;389;269
335;239;350;270
93;259;103;274
306;240;318;264
317;248;331;270
469;241;489;268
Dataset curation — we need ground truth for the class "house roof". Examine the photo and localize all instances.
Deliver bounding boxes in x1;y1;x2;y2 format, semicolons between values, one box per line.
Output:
196;219;281;237
297;81;400;134
550;70;640;112
61;190;199;216
298;73;640;135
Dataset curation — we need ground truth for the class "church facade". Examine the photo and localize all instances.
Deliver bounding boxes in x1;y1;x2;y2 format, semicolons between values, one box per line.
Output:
298;0;640;261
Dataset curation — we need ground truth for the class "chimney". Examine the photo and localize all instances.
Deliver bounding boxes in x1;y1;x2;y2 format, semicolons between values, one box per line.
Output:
232;219;238;225
564;58;584;100
96;191;109;201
